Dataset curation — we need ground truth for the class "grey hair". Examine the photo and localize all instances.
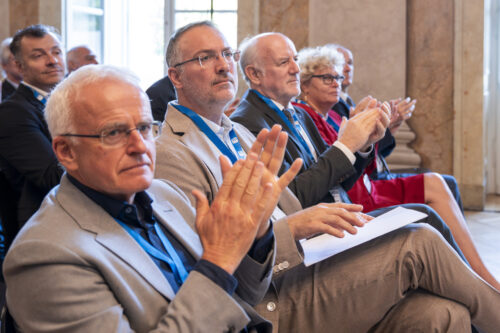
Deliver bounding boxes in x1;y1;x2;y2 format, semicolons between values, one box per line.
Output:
1;37;13;66
165;20;218;68
238;32;291;86
297;45;344;84
45;65;147;137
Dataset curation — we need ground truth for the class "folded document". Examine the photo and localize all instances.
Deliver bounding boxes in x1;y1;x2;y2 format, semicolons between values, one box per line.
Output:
301;206;428;266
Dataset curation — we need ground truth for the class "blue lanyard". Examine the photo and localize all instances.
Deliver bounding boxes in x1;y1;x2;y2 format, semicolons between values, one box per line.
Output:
252;90;314;158
116;218;189;285
172;103;246;163
326;115;340;132
27;86;48;106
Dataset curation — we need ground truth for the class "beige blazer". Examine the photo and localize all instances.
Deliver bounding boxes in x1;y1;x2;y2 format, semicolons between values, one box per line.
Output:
4;175;274;332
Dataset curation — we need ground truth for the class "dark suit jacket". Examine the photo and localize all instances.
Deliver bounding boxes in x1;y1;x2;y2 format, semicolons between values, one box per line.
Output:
1;80;17;102
146;76;177;122
231;89;371;208
0;84;63;228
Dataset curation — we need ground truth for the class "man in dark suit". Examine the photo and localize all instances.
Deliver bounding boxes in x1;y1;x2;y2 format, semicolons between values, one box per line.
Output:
0;37;22;101
0;25;65;237
146;75;177;121
231;33;390;209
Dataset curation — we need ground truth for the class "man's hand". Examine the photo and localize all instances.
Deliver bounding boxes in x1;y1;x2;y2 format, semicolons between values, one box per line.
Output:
364;101;391;149
193;125;301;274
286;202;373;240
337;98;382;152
194;153;273;274
245;125;302;238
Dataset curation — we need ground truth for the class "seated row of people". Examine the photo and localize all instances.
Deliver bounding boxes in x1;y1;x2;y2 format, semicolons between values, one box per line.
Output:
1;21;499;332
291;44;499;289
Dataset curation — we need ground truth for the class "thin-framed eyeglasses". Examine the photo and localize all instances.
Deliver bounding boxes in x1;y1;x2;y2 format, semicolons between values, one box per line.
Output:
60;121;162;147
311;74;345;85
173;49;241;68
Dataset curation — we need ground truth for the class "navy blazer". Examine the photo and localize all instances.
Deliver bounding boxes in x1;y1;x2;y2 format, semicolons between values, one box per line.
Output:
231;89;371;208
146;76;177;122
1;80;17;102
0;84;63;227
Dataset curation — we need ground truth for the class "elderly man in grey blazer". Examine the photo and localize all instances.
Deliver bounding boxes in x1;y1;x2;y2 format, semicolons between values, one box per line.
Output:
2;64;305;332
154;21;500;332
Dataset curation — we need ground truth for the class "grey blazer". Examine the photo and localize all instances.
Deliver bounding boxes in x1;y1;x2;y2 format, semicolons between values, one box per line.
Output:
3;175;274;332
155;105;304;280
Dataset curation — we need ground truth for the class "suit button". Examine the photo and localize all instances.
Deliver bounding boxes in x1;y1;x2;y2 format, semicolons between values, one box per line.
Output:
278;261;289;270
267;302;276;312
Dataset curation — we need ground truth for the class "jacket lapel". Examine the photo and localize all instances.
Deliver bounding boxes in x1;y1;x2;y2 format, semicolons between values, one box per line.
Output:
247;90;314;162
56;175;177;300
148;188;203;259
165;104;225;185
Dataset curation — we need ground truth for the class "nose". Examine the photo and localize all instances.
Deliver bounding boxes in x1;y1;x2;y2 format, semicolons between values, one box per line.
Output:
214;55;231;73
126;129;148;154
290;59;300;74
46;53;59;65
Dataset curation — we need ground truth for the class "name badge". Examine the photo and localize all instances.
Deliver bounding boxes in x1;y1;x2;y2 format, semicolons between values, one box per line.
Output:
363;174;372;194
330;187;343;203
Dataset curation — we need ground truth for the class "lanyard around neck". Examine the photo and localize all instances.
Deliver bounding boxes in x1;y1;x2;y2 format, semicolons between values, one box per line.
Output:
252;90;314;159
172;103;246;163
116;218;189;286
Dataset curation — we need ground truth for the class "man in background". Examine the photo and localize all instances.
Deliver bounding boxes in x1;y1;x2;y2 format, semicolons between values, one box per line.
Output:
0;37;23;101
66;45;98;74
0;25;65;239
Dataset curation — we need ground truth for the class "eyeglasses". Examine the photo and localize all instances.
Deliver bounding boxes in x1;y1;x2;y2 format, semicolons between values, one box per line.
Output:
311;74;345;85
173;49;241;68
61;121;162;147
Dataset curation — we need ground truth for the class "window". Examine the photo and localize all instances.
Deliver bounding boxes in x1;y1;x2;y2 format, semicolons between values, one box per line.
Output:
167;0;238;48
64;0;237;89
64;0;104;63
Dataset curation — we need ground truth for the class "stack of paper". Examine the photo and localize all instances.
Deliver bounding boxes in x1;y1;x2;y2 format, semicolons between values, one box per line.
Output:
301;207;428;266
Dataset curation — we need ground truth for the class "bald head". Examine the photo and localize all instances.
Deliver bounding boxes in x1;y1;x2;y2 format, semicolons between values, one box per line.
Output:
336;45;353;90
66;46;98;74
239;33;300;106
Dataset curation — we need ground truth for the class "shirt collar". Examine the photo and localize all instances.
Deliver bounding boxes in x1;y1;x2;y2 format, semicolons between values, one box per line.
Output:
197;112;234;137
5;78;19;89
21;81;50;97
269;99;294;113
339;91;349;102
66;173;154;222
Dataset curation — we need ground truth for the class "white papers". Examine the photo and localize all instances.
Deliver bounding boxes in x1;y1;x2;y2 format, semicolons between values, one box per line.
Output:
301;207;428;266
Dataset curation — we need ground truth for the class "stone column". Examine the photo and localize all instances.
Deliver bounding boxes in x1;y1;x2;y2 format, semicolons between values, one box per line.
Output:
386;122;422;169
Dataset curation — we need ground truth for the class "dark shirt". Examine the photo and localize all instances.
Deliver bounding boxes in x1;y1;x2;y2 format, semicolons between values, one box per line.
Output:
67;174;273;295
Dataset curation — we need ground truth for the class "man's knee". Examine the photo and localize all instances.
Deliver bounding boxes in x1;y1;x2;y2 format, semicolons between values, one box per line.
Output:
370;290;471;333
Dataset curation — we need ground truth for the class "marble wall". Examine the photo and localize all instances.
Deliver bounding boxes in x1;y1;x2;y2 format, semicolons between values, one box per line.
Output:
309;0;406;102
406;0;454;174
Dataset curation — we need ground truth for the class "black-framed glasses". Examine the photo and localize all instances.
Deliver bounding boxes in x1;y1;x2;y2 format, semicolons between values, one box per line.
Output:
311;74;345;85
60;121;162;147
173;49;241;68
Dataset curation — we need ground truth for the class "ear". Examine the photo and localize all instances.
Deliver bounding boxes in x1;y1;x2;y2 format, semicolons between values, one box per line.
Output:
301;80;310;95
244;65;262;86
168;67;183;89
52;136;79;173
14;59;24;75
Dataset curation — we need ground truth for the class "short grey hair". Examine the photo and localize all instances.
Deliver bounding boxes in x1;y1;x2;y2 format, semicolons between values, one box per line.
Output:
297;45;344;84
238;32;289;86
165;20;218;68
45;65;147;137
1;37;13;66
